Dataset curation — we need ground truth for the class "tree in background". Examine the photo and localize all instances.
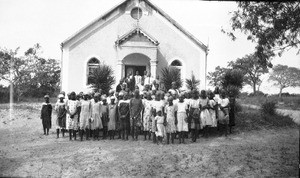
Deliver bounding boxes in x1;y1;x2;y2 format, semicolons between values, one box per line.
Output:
160;67;182;91
207;66;229;87
24;44;60;97
222;69;244;98
268;64;300;98
0;47;31;101
207;65;243;98
89;63;115;95
223;2;300;67
185;72;200;91
0;44;60;101
228;54;268;94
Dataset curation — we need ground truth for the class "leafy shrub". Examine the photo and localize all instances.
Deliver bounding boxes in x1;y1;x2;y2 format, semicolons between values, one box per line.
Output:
281;92;290;97
260;100;277;115
248;91;265;97
221;69;244;89
185;72;200;91
234;101;243;113
160;67;182;91
225;85;240;98
89;64;115;95
0;85;10;103
239;92;249;98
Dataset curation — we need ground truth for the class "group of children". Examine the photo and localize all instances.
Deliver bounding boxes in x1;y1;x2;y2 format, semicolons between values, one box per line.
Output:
40;85;235;144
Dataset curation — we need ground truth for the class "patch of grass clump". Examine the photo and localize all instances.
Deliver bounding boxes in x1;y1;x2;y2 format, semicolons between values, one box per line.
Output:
260;100;277;116
236;107;297;132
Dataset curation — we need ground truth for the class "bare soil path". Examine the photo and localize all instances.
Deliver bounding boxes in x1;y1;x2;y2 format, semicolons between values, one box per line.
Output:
0;103;299;177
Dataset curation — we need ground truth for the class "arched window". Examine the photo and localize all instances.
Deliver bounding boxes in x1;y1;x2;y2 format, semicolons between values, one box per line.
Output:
169;59;184;80
87;58;100;84
170;60;182;67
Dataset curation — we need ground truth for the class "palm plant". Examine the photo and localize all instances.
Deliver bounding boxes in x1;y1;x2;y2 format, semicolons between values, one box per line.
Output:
160;66;182;91
89;64;115;95
185;72;200;91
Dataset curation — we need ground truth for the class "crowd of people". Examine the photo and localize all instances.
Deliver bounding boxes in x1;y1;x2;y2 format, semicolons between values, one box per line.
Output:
40;72;235;145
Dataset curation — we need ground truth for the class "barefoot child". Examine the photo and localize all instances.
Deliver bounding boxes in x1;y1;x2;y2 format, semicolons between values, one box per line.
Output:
66;92;80;140
101;96;109;139
91;93;102;140
150;109;157;143
155;110;164;145
218;90;229;136
208;91;217;128
151;93;164;143
108;96;117;140
41;95;52;135
164;96;177;144
118;93;130;140
55;94;66;138
176;94;189;144
189;90;200;142
79;93;92;141
199;90;211;137
142;92;152;140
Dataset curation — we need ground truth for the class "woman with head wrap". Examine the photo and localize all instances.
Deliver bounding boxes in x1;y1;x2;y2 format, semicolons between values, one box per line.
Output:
41;95;52;135
55;94;67;138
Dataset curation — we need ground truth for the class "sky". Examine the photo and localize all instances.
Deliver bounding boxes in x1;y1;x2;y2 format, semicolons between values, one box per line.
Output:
0;0;299;94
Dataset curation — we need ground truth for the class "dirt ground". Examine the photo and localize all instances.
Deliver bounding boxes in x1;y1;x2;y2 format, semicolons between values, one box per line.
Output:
0;103;299;177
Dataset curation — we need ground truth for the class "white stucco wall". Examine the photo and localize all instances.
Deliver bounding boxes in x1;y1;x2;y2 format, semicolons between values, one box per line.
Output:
61;0;207;93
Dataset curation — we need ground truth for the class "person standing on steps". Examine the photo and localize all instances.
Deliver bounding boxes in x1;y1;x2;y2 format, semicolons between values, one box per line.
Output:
41;95;52;135
126;71;136;92
134;71;142;90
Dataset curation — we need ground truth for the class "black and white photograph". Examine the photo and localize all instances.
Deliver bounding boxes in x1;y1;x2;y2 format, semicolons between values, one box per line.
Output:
0;0;299;177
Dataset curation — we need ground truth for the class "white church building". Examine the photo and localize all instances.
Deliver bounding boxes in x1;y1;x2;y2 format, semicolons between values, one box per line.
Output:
61;0;208;93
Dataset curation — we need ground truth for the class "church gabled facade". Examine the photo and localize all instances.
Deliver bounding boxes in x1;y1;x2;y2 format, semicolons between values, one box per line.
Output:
61;0;208;93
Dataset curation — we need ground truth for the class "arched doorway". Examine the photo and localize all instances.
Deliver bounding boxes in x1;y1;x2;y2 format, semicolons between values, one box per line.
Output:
123;53;151;77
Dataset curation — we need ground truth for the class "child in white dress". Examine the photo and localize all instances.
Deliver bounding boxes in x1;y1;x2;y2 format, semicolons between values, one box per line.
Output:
199;90;210;137
79;94;92;141
142;92;152;140
155;110;164;145
91;93;102;140
164;96;177;144
176;94;189;144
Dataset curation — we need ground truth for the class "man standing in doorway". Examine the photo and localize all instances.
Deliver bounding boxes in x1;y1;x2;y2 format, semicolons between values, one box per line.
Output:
142;70;147;86
126;71;135;92
134;71;142;89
